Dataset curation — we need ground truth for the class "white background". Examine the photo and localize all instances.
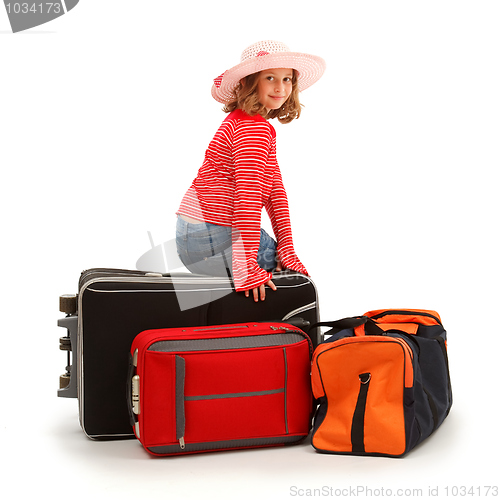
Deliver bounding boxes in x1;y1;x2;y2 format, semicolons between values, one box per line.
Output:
1;1;499;498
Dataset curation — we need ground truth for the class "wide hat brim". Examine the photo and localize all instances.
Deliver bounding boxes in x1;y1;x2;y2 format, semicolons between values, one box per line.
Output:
211;51;326;104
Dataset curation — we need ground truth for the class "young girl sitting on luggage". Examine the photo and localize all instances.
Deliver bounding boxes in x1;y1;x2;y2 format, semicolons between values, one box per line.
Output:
176;40;326;302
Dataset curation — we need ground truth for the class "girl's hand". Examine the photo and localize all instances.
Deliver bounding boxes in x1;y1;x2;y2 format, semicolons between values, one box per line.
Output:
244;280;277;302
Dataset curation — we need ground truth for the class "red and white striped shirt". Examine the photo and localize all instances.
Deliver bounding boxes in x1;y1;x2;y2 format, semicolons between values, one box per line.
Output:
177;109;308;291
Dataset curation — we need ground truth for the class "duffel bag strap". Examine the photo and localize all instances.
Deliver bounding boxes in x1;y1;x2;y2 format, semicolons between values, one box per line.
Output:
310;316;385;337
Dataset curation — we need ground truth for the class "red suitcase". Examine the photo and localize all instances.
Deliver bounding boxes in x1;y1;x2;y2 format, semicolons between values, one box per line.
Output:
128;322;313;456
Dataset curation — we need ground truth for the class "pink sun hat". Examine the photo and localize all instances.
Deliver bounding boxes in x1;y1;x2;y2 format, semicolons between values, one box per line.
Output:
211;40;326;104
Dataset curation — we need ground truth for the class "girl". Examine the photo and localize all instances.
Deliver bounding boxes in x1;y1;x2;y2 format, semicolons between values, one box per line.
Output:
176;40;326;302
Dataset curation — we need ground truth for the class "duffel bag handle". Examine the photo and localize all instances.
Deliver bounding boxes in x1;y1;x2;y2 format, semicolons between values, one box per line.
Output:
310;316;385;337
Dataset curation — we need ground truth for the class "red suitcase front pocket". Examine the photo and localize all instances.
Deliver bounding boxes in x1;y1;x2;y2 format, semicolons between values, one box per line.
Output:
183;348;287;443
141;345;295;451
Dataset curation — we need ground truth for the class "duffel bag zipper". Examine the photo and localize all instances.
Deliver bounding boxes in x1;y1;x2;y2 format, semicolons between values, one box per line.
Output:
369;310;442;325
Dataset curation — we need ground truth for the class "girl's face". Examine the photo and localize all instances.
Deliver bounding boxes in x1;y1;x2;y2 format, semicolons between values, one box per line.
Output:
256;68;294;111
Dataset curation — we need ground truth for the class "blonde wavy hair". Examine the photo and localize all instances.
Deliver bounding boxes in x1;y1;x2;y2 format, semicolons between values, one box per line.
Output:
223;70;302;124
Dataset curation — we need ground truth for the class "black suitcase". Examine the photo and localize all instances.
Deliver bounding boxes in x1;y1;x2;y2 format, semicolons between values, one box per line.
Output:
58;268;320;440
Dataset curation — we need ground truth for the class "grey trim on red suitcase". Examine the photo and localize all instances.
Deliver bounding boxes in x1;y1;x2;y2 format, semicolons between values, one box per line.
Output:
185;388;284;401
148;332;306;352
148;434;306;455
175;356;185;446
283;347;289;434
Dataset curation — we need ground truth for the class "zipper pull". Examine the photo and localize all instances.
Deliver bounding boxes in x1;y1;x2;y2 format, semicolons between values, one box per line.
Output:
179;436;185;450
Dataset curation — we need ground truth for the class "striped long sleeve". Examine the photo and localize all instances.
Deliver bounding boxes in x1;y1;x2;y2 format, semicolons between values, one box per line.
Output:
177;109;308;291
265;168;308;276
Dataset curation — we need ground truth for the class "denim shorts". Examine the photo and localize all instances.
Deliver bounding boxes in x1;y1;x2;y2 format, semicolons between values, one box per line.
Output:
176;216;277;277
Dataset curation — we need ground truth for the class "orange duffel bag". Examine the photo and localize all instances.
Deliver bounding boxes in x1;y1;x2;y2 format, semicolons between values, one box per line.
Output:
310;309;452;458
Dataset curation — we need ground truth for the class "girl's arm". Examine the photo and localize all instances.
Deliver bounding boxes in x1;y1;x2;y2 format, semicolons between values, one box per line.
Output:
265;167;308;275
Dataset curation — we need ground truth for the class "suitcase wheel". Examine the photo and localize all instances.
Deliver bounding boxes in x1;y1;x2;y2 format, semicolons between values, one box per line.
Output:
59;374;71;389
59;294;77;315
59;336;72;351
